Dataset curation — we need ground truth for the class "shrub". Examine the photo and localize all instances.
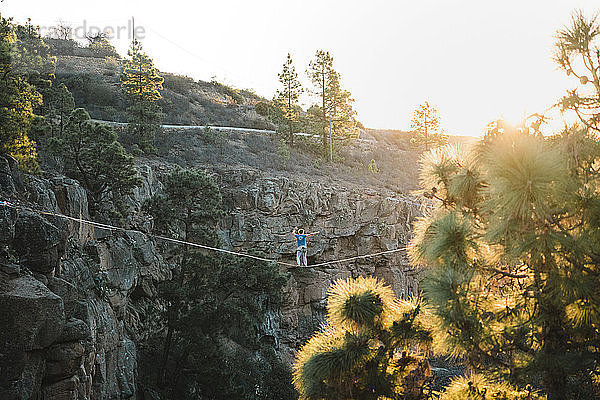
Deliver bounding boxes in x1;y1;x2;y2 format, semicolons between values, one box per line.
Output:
277;138;290;165
255;101;271;116
45;38;77;55
88;38;119;58
57;72;121;108
201;126;214;143
368;158;379;173
210;79;244;104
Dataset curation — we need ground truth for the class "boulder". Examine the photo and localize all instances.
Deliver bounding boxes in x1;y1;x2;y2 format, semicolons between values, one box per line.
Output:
13;211;63;273
0;203;17;251
0;275;65;351
0;275;65;399
0;155;22;195
46;342;86;382
0;351;45;400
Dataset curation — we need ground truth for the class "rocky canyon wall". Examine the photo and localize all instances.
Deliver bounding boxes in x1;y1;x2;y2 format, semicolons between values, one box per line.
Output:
0;158;423;399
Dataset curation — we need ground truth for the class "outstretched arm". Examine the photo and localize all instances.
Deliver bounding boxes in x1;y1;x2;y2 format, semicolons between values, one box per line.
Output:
307;231;320;237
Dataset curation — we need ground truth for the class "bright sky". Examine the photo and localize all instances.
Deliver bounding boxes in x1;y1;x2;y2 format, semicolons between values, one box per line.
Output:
2;0;598;136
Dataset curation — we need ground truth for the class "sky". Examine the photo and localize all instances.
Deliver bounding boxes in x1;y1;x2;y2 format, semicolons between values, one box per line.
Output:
1;0;598;136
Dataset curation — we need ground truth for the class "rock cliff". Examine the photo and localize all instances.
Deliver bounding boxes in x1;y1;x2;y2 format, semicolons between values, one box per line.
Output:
214;168;423;364
0;150;423;398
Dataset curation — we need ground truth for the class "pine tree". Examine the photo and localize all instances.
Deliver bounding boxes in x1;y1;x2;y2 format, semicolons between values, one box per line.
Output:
409;101;447;151
47;108;140;215
47;83;75;137
143;167;223;387
143;168;293;399
307;50;358;157
0;15;49;172
438;374;545;400
121;39;163;154
275;53;302;146
409;123;600;399
293;276;433;400
307;50;334;150
554;10;600;133
86;33;118;58
12;17;56;91
326;70;359;140
410;13;600;398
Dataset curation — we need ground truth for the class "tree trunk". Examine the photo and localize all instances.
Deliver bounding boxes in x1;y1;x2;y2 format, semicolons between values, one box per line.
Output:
288;92;294;147
322;68;327;150
535;270;568;400
424;115;428;152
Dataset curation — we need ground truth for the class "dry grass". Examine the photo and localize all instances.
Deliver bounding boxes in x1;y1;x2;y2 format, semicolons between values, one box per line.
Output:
153;127;476;194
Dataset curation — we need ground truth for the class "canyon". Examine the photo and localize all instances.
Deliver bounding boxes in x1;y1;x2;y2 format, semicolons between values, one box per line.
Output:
0;128;425;399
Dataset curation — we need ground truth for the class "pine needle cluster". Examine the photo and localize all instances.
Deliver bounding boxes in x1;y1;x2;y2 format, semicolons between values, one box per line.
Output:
409;123;600;399
293;276;433;400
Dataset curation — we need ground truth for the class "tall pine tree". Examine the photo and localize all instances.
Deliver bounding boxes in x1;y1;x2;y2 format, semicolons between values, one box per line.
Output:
326;70;358;140
0;15;48;172
410;124;600;399
121;39;163;154
307;50;358;158
274;53;302;146
410;11;600;399
307;50;334;151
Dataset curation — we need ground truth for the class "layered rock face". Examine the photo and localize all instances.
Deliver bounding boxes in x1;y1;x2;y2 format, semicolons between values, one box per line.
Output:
1;157;140;400
0;158;422;399
215;169;423;364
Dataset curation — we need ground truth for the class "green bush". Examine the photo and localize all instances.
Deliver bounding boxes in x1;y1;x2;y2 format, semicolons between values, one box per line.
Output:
45;38;78;55
277;138;290;164
57;72;122;108
88;38;119;59
201;126;214;143
368;158;379;173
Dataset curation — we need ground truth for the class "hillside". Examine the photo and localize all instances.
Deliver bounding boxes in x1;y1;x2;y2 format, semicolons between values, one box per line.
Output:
151;127;421;193
55;55;274;129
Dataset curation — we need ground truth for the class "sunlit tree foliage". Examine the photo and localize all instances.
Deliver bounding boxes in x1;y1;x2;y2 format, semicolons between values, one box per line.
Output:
554;10;600;133
294;276;433;400
274;53;303;146
0;15;55;172
410;101;447;151
307;50;359;155
409;122;600;399
122;38;163;154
